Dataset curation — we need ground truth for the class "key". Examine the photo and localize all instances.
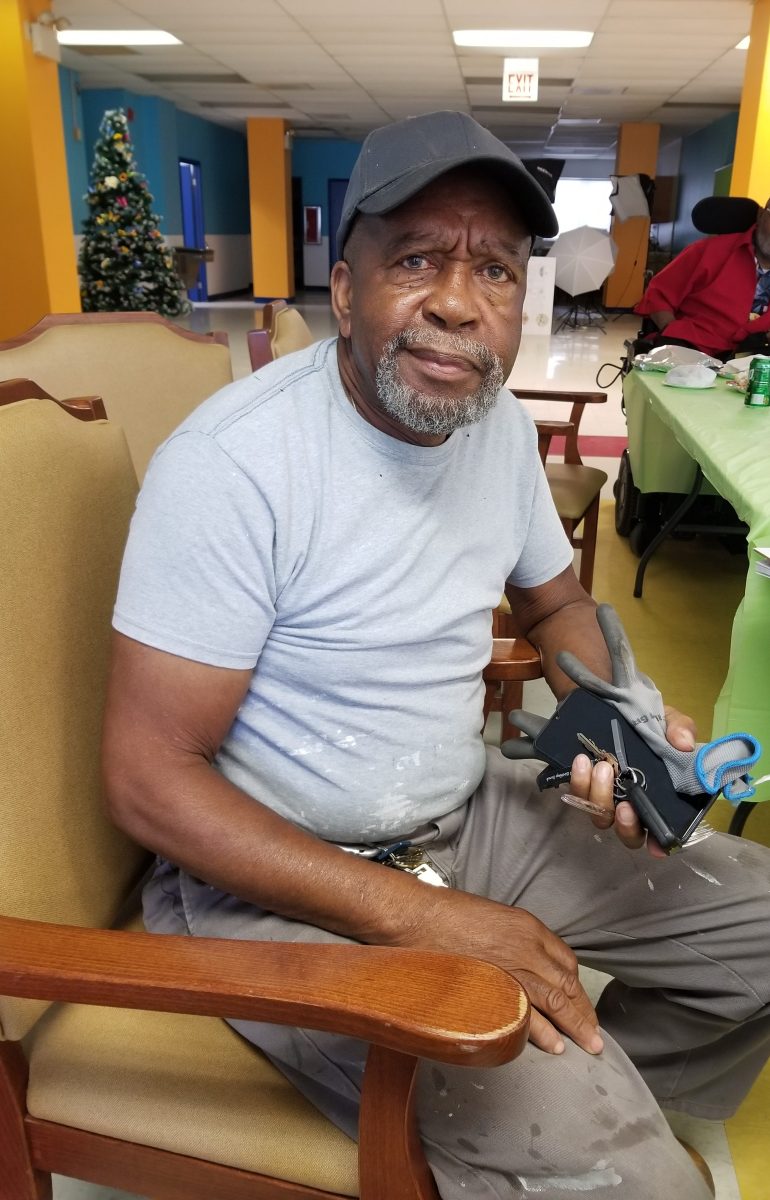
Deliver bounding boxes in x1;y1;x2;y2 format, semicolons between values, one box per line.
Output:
576;732;620;777
560;732;621;818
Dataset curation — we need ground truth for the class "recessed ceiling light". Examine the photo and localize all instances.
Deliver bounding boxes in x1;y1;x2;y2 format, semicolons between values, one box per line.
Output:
453;30;593;49
57;29;181;46
735;36;750;50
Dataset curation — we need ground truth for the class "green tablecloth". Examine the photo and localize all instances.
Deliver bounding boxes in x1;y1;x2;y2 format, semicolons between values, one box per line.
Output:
625;368;770;782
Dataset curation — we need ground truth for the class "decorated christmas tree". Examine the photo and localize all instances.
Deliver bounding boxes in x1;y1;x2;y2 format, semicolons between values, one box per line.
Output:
79;109;189;315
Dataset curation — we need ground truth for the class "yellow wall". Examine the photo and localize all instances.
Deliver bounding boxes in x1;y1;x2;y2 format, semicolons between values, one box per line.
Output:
731;0;770;205
0;0;80;339
604;123;659;309
247;119;294;300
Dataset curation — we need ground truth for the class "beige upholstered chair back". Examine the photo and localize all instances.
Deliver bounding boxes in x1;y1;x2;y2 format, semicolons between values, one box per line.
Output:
0;316;232;480
271;307;314;358
0;399;150;1042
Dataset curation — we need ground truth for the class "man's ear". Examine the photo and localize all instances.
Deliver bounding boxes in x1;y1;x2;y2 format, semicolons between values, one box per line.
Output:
330;260;352;339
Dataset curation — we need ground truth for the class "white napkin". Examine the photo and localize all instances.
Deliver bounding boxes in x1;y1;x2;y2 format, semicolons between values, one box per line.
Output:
663;364;717;389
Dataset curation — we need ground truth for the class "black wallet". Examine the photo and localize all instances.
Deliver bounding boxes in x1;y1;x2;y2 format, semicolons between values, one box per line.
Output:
502;689;716;852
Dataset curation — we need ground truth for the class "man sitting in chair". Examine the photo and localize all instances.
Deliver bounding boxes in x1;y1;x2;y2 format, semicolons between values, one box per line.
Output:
103;112;770;1199
635;197;770;359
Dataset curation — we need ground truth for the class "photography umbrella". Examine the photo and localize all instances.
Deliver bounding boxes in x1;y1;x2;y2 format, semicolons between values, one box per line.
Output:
547;226;616;297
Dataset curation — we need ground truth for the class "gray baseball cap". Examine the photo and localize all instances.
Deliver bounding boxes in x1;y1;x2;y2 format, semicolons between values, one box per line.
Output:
337;110;559;251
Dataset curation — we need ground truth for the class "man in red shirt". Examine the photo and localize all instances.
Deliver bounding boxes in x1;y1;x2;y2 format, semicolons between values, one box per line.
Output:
635;199;770;359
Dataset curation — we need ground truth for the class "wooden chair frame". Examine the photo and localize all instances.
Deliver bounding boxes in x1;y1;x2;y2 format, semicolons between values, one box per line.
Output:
0;378;106;421
0;916;529;1200
247;328;273;371
0;312;229;353
248;300;290;371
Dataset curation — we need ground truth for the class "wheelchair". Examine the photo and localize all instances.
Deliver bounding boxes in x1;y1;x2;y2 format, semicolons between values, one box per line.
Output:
608;196;764;556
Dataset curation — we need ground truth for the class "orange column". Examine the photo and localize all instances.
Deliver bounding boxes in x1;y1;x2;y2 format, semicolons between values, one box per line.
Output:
603;122;660;309
247;118;294;300
0;0;80;339
731;0;770;204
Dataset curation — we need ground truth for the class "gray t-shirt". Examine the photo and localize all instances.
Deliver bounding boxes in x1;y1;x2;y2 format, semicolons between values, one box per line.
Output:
114;338;572;841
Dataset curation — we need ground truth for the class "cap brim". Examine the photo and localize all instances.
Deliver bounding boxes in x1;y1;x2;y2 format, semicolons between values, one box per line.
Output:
357;154;559;239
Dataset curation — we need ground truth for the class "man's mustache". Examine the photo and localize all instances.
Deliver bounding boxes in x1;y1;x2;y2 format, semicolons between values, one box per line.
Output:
388;327;502;374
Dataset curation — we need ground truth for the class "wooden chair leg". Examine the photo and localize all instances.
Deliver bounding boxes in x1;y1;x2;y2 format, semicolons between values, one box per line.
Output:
577;497;600;594
359;1045;440;1200
500;681;524;742
0;1042;53;1200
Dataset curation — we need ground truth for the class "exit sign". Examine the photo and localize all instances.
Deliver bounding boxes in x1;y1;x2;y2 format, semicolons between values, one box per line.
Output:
502;58;539;102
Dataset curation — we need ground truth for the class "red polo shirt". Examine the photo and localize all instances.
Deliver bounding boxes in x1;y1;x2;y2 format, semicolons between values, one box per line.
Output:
635;226;770;356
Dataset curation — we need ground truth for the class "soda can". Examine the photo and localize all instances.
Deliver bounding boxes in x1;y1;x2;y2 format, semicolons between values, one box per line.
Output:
746;356;770;407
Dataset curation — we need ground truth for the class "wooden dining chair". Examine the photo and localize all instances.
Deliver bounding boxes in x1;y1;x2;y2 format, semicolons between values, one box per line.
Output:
512;388;608;594
0;393;532;1200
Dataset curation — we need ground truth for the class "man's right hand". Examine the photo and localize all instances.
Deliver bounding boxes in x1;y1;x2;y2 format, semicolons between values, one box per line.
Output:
399;888;603;1057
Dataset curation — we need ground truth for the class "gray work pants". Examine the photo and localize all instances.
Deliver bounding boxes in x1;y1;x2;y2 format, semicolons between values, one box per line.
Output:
143;749;770;1198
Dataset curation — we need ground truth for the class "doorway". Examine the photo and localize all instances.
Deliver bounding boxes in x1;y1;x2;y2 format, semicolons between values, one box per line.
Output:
179;159;207;301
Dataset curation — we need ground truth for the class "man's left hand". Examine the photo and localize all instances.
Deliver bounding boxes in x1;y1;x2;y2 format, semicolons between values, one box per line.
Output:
568;705;697;858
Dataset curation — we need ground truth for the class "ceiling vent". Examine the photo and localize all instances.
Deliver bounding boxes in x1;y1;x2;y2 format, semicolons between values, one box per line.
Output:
137;72;249;83
68;45;138;55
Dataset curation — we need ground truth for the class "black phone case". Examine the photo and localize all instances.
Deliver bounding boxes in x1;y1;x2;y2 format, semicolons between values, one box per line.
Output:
531;689;715;850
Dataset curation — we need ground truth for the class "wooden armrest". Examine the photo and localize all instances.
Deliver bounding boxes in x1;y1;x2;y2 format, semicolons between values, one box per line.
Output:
0;915;528;1068
485;637;542;682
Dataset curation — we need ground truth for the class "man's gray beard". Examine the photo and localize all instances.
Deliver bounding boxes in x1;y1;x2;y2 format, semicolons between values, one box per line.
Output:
374;328;506;436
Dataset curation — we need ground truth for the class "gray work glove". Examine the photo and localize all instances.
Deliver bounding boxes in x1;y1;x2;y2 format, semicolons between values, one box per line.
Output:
557;604;759;801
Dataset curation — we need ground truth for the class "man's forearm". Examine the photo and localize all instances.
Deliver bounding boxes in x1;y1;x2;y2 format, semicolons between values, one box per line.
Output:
106;753;440;947
505;571;612;699
527;599;612;698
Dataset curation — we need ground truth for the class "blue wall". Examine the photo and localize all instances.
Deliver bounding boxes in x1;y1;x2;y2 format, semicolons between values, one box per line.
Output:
672;113;740;252
58;67;89;229
59;71;249;238
176;111;250;234
291;137;361;236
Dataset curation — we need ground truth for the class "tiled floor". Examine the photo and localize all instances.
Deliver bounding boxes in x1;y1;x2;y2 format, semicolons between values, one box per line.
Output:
50;297;747;1198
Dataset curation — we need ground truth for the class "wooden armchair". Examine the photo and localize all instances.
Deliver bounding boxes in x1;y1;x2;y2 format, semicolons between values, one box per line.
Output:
248;300;315;371
511;389;608;594
0;313;232;480
0;394;530;1200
